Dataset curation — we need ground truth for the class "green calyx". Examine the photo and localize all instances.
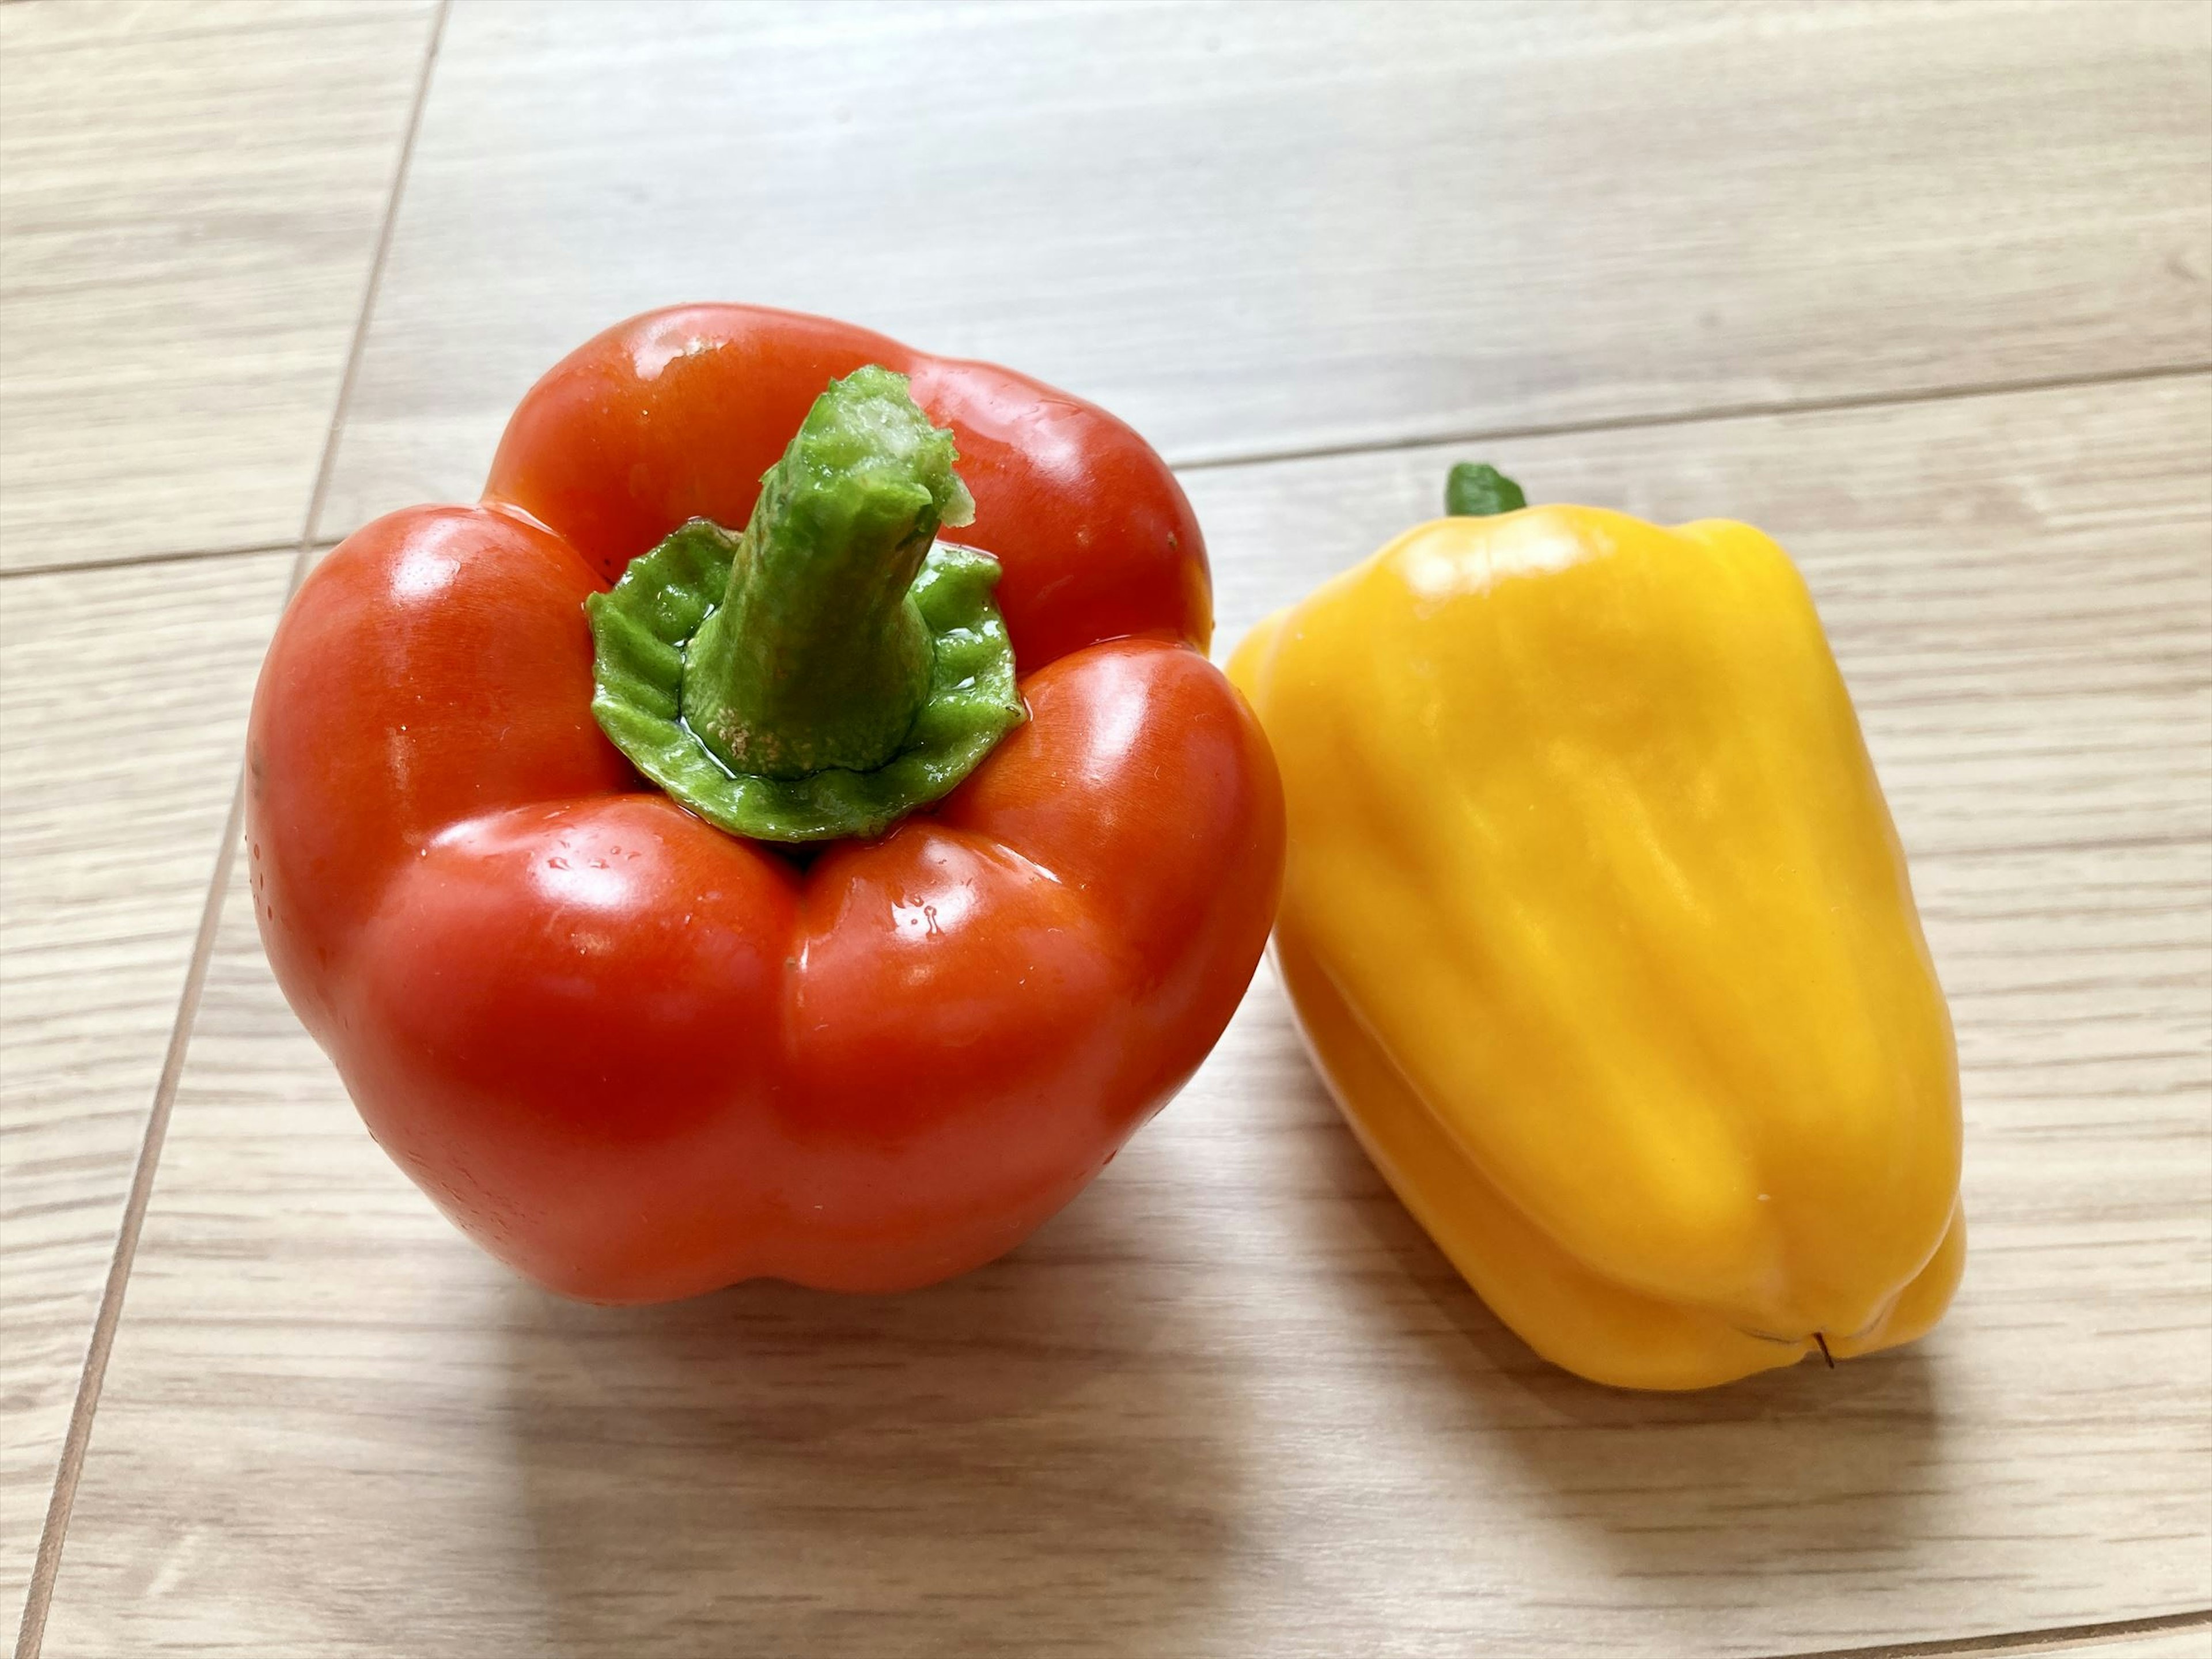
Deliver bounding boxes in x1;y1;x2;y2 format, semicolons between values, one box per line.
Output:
1445;461;1527;518
585;366;1024;843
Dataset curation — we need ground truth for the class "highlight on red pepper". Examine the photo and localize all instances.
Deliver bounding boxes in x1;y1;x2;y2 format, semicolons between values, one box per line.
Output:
245;304;1285;1302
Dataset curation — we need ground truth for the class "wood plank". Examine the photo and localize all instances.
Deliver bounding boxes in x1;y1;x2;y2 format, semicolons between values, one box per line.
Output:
0;1;416;54
37;376;2210;1655
0;551;294;1626
0;0;434;573
2033;1630;2212;1658
315;0;2211;539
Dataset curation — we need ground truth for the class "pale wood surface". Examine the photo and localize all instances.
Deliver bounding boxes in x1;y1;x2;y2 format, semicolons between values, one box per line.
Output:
0;552;293;1623
0;0;433;572
0;0;417;54
0;0;430;1626
2037;1632;2212;1658
37;377;2211;1658
5;1;2210;1654
315;0;2212;535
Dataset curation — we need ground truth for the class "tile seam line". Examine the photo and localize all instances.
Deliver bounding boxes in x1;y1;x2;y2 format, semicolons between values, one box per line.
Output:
1756;1607;2212;1659
5;359;2202;582
12;3;449;1653
0;540;326;584
1167;359;2212;474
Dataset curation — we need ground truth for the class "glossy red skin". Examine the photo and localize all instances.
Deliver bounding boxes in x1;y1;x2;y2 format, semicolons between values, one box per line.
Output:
245;305;1283;1301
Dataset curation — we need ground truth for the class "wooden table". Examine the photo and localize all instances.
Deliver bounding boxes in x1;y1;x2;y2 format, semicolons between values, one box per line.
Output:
3;3;2207;1654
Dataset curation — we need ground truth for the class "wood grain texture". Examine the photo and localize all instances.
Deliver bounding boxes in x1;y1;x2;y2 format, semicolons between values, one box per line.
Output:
0;0;416;54
312;0;2212;539
2034;1628;2212;1658
0;551;293;1628
36;376;2210;1657
0;0;433;573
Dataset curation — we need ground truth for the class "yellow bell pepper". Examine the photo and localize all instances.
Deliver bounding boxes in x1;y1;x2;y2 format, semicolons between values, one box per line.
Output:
1229;464;1964;1391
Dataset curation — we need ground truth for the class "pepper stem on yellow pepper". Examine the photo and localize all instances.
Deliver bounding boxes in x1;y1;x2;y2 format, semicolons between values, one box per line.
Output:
1445;461;1527;518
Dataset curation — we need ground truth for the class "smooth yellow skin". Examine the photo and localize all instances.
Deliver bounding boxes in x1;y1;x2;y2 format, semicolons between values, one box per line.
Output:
1231;507;1965;1390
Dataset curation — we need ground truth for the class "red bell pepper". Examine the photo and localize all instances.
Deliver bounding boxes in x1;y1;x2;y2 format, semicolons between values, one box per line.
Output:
246;305;1283;1301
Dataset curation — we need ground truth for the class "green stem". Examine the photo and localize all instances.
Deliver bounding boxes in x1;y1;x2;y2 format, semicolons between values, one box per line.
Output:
683;365;975;779
583;368;1024;844
1445;461;1527;518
